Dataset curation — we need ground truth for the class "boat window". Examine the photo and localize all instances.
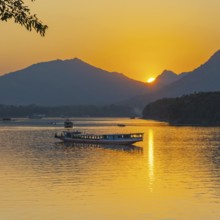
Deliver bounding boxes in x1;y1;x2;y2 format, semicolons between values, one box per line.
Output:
66;133;71;138
108;135;113;140
131;134;143;138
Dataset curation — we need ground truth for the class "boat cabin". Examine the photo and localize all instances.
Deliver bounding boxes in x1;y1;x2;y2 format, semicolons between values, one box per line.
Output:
61;131;143;141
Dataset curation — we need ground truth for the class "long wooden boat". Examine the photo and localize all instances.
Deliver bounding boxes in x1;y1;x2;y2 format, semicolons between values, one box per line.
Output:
55;131;144;145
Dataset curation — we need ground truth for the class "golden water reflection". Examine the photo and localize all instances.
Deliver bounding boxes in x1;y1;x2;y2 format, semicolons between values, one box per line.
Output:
148;129;154;191
0;118;220;220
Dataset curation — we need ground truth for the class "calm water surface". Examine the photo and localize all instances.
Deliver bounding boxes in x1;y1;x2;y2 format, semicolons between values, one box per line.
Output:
0;118;220;220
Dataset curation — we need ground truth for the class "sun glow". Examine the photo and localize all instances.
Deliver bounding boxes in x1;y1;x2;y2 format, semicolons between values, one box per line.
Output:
147;77;155;83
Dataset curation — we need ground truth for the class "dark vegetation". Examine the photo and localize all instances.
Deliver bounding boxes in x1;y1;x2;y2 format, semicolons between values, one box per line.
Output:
0;104;134;118
143;92;220;125
0;0;47;35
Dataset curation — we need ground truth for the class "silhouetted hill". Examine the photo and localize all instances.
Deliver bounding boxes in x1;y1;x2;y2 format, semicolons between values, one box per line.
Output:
152;69;188;89
155;70;179;86
125;50;220;108
0;58;150;106
143;92;220;125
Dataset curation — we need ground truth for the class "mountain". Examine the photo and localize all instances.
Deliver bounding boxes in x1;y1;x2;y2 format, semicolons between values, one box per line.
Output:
0;58;151;106
125;50;220;108
155;70;188;86
155;70;178;86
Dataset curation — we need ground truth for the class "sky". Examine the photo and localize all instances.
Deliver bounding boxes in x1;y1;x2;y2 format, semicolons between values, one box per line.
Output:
1;0;220;82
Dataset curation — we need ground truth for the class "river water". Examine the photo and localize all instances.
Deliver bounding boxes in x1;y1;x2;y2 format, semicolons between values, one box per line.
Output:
0;118;219;220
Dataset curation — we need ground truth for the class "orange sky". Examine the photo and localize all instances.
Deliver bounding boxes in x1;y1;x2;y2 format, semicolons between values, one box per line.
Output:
0;0;220;82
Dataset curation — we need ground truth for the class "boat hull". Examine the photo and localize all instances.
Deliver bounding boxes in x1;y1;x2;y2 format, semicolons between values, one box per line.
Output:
55;136;142;145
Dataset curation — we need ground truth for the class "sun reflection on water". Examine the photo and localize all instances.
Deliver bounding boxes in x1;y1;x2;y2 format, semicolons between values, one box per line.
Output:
1;119;220;219
148;129;154;192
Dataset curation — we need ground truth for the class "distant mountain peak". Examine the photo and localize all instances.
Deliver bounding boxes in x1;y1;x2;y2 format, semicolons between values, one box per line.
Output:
124;48;220;109
59;57;86;64
208;49;220;63
193;49;220;72
67;57;85;63
211;49;220;57
0;58;149;106
157;69;177;79
161;69;177;75
155;70;178;86
34;58;90;67
62;57;105;71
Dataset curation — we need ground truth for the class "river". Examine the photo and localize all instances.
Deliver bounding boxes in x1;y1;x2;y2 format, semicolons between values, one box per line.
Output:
0;118;219;219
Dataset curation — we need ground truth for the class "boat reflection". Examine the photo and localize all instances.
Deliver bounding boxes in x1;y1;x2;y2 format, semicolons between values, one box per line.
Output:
55;142;143;154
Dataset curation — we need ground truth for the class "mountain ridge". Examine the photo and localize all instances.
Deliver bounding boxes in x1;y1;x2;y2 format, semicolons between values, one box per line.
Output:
0;58;150;106
1;49;220;107
123;49;220;108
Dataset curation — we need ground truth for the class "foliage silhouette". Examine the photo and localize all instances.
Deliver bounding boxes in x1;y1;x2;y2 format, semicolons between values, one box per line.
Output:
143;92;220;125
0;0;47;36
0;104;134;117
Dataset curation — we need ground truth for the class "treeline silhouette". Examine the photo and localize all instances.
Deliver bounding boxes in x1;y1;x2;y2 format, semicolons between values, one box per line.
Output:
143;92;220;125
0;104;133;118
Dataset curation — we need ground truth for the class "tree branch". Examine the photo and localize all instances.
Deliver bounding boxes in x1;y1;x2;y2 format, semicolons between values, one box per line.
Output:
0;0;48;36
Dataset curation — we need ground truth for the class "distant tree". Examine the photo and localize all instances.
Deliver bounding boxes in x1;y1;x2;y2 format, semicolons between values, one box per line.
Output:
142;92;220;125
0;0;47;36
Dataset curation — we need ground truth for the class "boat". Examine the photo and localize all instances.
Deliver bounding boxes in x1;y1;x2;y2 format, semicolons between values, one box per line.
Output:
55;131;144;145
64;119;73;128
2;118;12;121
117;124;126;127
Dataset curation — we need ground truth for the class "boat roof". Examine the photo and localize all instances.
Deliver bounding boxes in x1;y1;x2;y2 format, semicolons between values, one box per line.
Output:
63;131;143;136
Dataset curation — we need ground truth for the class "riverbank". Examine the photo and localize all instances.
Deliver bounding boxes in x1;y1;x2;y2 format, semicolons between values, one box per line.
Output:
142;92;220;126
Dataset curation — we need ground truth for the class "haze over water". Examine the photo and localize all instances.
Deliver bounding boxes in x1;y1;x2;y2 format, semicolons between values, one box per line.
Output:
0;118;220;219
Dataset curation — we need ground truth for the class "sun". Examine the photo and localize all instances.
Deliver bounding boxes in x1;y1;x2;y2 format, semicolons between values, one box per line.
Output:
147;77;155;83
